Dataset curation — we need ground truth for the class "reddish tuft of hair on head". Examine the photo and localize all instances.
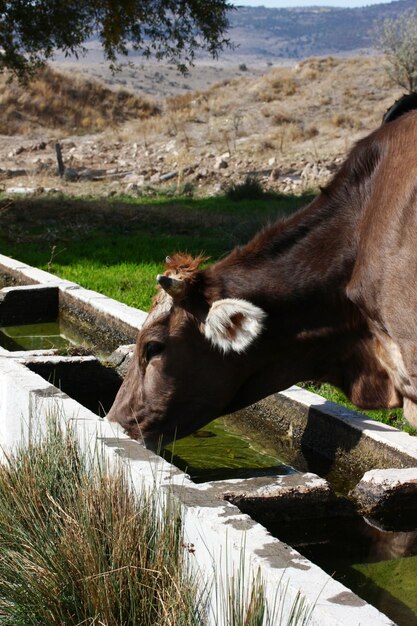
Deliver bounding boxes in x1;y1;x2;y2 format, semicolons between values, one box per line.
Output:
165;253;209;279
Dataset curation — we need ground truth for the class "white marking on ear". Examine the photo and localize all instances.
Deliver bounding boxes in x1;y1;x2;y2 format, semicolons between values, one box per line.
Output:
204;298;266;354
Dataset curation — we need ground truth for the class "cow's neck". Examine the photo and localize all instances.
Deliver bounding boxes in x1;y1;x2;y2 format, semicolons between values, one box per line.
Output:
205;191;369;388
207;193;361;328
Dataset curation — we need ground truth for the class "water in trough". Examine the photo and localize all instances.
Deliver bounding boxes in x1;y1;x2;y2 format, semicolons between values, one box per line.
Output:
0;319;111;356
0;322;72;351
165;418;417;626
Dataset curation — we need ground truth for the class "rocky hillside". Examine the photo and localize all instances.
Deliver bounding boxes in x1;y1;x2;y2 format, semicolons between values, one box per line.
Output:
0;55;404;197
63;1;415;66
228;0;415;60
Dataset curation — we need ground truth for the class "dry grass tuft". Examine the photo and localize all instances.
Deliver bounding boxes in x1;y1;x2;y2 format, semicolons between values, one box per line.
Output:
271;109;299;126
0;418;311;626
330;112;359;129
0;67;160;135
256;70;298;103
0;421;202;625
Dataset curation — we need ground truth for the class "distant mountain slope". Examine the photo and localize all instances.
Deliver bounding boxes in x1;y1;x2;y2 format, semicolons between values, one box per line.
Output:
229;0;415;59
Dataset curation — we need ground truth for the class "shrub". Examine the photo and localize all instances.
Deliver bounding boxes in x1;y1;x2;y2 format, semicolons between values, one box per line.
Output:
227;176;272;201
272;110;297;126
374;9;417;93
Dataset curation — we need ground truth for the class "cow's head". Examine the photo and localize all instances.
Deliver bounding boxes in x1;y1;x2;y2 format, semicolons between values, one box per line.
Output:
106;255;267;448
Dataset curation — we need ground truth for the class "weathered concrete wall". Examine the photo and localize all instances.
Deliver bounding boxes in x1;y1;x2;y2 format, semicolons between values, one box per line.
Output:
0;284;59;325
352;468;417;530
228;387;417;490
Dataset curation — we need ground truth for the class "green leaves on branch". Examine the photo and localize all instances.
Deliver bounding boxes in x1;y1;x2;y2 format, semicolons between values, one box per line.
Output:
0;0;233;79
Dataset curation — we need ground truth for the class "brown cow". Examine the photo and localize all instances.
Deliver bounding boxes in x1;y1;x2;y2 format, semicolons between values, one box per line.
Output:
107;108;417;447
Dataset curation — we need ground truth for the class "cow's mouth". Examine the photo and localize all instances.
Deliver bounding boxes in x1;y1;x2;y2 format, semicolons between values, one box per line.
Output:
123;424;174;451
120;405;222;450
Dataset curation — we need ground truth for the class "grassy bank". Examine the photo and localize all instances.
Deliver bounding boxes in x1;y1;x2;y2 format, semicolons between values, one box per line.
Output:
302;382;414;435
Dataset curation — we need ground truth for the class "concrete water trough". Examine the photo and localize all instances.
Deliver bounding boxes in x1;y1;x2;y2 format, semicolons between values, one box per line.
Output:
1;252;417;625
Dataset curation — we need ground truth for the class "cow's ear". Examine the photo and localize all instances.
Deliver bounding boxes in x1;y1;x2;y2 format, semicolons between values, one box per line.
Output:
204;298;266;354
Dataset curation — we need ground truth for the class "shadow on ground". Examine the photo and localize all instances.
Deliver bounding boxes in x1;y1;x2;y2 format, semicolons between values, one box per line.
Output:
0;192;314;267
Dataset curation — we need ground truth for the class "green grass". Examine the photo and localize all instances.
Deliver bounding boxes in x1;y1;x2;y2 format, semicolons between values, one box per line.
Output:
0;192;310;310
301;382;415;435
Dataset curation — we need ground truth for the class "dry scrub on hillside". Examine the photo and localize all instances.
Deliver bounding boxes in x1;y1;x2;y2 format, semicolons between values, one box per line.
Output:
0;67;160;136
129;55;400;168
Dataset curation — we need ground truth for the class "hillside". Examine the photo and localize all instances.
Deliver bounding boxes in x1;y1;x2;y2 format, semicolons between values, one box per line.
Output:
0;67;159;136
53;0;416;67
50;1;414;101
225;0;415;60
0;55;403;198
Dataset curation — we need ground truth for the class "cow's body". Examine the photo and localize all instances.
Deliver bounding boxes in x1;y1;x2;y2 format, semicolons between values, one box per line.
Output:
108;109;417;446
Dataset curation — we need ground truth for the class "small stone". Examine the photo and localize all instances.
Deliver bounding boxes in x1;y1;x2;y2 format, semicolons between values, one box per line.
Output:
108;344;136;376
125;182;144;195
301;164;311;178
31;141;46;151
222;473;349;524
78;168;106;180
6;186;41;195
164;140;176;153
5;169;26;179
214;158;228;170
123;173;145;185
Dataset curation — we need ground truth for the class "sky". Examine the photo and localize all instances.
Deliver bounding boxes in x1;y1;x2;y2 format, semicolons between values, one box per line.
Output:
234;0;398;7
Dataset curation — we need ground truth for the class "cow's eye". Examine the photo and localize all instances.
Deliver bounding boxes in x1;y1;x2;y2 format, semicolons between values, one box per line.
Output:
145;341;164;362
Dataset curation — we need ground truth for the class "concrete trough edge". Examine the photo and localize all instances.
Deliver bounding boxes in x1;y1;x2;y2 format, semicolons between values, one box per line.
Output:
0;253;147;335
0;283;59;325
0;355;394;626
280;385;417;465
